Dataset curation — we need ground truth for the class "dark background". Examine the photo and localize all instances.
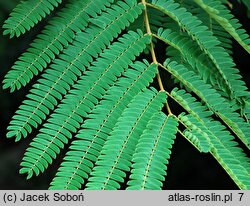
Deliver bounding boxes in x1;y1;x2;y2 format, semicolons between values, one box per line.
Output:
0;0;249;189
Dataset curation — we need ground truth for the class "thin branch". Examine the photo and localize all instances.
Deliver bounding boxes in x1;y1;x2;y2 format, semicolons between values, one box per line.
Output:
141;0;172;114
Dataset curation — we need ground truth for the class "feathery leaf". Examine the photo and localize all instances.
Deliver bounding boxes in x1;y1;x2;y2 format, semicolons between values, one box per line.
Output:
2;0;115;92
127;113;178;190
151;0;249;100
194;0;250;54
85;88;166;190
6;0;143;141
19;30;150;179
163;59;250;149
2;0;62;38
49;61;158;189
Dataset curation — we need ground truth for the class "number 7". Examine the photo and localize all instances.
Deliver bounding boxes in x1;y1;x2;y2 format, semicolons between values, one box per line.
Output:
238;193;244;201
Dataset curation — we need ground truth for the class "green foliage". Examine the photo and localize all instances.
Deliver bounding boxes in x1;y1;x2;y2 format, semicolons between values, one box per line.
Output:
194;0;250;54
2;0;62;37
2;0;250;189
2;0;115;91
127;113;178;190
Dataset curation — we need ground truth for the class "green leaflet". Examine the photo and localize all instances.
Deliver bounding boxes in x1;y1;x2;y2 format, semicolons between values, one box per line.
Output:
194;0;250;54
19;30;150;179
182;1;234;54
6;0;143;141
2;0;62;38
163;59;250;149
127;113;178;190
151;0;249;100
170;88;250;189
2;0;115;92
128;6;165;54
156;28;228;95
178;113;212;153
49;61;158;189
171;1;235;87
170;88;213;122
85;88;166;190
129;6;166;33
208;123;250;189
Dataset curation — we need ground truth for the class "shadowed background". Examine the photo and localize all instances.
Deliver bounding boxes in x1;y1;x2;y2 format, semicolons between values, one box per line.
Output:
0;0;249;189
